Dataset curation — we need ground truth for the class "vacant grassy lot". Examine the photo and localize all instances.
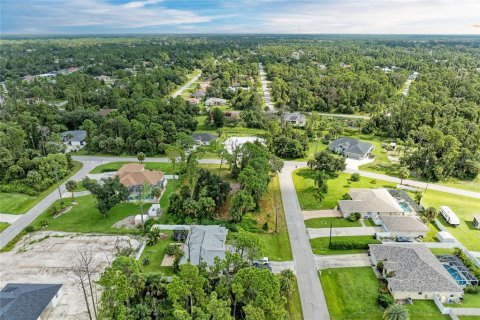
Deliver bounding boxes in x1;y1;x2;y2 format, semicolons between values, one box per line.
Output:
90;161;173;174
286;277;303;320
320;267;449;320
30;195;142;234
305;217;361;229
0;161;82;214
0;222;9;233
256;175;293;261
422;189;480;251
310;235;380;255
140;230;174;275
292;169;397;210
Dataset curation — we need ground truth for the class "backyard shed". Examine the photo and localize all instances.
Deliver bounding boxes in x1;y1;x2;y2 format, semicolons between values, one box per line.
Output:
437;231;456;243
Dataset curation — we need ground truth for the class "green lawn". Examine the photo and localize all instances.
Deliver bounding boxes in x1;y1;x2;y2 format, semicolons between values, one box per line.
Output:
423;222;440;242
0;161;83;214
458;317;480;320
292;169;397;210
421;189;480;251
310;236;381;255
320;267;449;320
364;218;377;227
0;222;9;233
140;230;174;275
305;217;361;229
90;162;173;174
429;248;456;255
286;277;303;320
30;195;141;234
436;176;480;193
257;176;293;261
449;294;480;308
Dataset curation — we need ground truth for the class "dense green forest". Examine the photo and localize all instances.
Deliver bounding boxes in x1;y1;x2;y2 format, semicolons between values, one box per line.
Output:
1;36;479;183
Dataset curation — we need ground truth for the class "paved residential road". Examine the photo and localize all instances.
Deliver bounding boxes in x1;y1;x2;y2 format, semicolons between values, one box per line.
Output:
171;71;201;98
0;161;99;249
258;63;275;113
280;162;330;320
317;112;370;120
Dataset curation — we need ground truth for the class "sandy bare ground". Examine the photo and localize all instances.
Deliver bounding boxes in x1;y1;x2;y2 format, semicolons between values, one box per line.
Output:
0;231;141;320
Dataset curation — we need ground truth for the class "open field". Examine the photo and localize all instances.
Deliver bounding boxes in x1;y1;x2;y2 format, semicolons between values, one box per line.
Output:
305;217;361;229
30;195;142;234
422;189;480;251
0;161;82;214
292;169;397;210
320;267;449;320
310;235;381;255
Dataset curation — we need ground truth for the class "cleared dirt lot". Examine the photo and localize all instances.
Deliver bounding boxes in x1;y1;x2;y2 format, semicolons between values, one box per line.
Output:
0;231;141;320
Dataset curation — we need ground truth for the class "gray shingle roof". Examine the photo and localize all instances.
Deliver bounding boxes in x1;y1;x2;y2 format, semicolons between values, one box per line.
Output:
329;137;373;157
0;283;62;320
380;216;429;232
192;133;216;143
180;225;228;267
61;130;87;143
338;189;404;214
369;245;462;294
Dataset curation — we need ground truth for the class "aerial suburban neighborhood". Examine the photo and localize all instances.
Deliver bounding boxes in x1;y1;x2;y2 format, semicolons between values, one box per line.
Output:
0;3;480;320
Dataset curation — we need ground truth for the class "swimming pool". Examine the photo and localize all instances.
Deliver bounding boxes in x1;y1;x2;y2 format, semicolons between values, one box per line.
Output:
443;264;468;286
398;201;413;213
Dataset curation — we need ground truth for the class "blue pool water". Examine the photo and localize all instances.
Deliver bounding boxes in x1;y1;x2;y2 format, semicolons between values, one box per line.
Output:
443;264;467;286
398;201;412;213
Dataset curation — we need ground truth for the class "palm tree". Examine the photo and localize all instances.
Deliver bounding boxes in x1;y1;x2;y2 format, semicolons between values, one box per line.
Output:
152;187;162;204
383;304;409;320
398;167;409;185
66;180;78;202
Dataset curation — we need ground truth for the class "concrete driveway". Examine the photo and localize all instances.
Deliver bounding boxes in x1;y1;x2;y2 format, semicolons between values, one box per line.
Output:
0;214;21;224
303;210;341;220
315;254;371;270
307;226;383;239
345;157;374;171
270;261;295;274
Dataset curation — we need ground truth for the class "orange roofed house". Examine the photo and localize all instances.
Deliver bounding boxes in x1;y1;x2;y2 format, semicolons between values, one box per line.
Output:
116;163;167;201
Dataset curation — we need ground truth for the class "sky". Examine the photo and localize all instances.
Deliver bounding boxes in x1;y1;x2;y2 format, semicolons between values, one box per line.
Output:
1;0;479;35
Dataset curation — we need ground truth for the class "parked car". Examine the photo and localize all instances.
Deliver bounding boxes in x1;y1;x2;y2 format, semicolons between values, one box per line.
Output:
252;257;272;271
396;236;413;242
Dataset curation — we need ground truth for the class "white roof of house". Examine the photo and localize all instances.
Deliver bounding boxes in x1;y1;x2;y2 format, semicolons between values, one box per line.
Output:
380;216;429;233
223;136;265;154
339;189;404;214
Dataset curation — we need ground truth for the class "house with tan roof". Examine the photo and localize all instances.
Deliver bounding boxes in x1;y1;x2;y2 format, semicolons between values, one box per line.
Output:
116;163;167;200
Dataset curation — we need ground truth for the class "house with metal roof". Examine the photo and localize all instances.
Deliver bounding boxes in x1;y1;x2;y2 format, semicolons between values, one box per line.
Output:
61;130;87;147
0;283;63;320
282;112;306;127
192;133;216;146
180;225;228;267
329;137;374;159
369;245;463;303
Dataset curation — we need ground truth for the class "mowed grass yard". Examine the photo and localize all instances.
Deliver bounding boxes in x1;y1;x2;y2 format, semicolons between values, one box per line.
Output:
0;161;82;214
292;169;397;210
305;217;361;229
320;267;449;320
30;195;142;234
310;236;380;255
0;222;10;233
256;175;293;261
421;189;480;251
140;230;174;276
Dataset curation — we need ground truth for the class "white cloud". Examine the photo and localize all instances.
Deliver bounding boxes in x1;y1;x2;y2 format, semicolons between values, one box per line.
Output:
6;0;213;30
258;0;480;34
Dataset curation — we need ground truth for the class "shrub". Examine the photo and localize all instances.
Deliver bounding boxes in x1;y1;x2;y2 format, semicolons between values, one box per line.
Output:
350;173;360;182
25;226;36;233
165;244;181;256
142;257;150;266
341;193;351;200
348;212;361;221
262;222;269;231
455;249;480;279
464;285;480;294
329;238;379;250
377;261;384;273
40;220;49;228
378;293;394;308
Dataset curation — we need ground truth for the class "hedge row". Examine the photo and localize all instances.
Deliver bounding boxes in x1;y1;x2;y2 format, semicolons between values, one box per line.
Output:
329;238;380;250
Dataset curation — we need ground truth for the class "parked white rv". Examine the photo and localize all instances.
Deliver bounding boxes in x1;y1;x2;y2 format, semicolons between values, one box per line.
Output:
440;206;460;226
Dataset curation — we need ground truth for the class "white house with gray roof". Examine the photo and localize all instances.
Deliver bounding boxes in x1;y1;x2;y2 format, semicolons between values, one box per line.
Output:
378;216;429;238
282;112;306;127
61;130;87;147
369;244;463;303
180;225;228;267
0;283;63;320
329;137;374;159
